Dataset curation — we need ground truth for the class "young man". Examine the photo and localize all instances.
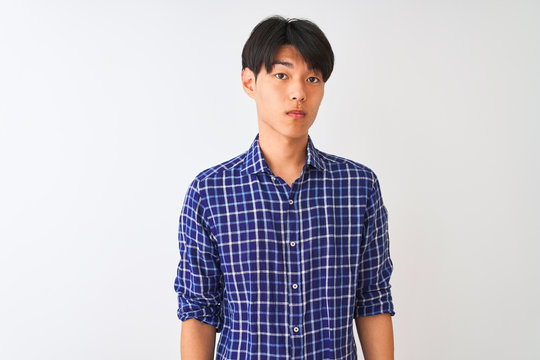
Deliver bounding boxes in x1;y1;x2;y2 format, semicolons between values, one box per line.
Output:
174;15;395;360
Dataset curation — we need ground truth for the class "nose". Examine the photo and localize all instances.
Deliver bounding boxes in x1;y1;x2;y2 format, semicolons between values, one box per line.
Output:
289;79;306;102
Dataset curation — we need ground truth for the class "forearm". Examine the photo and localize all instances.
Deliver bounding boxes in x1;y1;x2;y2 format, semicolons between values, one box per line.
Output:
181;318;217;360
355;313;394;360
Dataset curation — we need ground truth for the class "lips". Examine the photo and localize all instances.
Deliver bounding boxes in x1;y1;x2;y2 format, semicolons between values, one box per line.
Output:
287;110;305;119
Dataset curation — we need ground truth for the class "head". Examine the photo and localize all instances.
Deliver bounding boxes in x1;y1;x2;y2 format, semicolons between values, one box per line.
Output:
241;15;334;140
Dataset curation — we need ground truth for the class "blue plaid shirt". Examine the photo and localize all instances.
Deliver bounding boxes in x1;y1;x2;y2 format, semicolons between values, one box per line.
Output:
174;133;395;359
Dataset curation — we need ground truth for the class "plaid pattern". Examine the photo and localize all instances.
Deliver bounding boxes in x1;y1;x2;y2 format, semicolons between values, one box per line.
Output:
174;133;395;359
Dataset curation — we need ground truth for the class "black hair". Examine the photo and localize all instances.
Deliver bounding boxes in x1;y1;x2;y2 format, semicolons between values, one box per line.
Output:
241;15;334;82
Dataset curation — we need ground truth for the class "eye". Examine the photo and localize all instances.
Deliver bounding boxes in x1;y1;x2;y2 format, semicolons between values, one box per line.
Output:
307;76;321;83
275;73;288;80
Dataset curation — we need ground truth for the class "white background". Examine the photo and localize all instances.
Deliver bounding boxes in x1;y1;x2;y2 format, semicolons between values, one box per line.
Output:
1;0;538;359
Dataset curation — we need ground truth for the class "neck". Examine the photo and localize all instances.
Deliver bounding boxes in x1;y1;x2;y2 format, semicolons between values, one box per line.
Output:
257;126;308;177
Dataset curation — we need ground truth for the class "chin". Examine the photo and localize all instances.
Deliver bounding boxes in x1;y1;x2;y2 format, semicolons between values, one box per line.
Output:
282;127;310;140
261;118;311;139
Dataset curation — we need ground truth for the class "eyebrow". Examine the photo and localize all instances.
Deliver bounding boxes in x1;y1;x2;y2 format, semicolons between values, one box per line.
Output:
270;60;315;71
271;60;293;68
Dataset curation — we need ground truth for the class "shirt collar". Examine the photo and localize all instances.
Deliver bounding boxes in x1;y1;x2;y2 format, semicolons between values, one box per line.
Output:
240;133;326;176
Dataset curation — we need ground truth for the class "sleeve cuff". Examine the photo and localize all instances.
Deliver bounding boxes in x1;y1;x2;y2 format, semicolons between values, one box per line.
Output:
177;296;224;333
353;287;395;317
178;305;224;333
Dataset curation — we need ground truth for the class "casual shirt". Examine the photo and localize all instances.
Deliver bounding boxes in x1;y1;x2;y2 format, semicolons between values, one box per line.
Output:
174;133;395;360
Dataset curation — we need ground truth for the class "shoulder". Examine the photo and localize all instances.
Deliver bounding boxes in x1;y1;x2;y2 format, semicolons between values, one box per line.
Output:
317;149;380;188
190;149;248;187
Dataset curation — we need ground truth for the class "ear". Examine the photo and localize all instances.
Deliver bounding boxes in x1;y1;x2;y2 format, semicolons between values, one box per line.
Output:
241;67;256;99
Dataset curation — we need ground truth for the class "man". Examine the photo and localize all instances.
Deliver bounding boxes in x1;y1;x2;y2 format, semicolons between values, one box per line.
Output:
174;15;395;360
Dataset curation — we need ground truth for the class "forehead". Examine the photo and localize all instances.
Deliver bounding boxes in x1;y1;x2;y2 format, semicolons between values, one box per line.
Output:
273;45;303;60
270;45;314;70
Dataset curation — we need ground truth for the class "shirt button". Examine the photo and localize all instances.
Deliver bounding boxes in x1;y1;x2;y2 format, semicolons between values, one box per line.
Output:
289;199;294;205
290;241;296;247
292;284;298;289
293;326;299;333
271;176;275;181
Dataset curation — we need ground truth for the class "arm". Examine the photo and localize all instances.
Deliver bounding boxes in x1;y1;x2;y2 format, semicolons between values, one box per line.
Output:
174;178;224;358
355;313;394;360
353;172;396;358
181;318;216;360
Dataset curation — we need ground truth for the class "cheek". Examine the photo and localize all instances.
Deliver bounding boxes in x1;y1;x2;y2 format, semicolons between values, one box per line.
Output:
310;89;324;108
259;88;282;109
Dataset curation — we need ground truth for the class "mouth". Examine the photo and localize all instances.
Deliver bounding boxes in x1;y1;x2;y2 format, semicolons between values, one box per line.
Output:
287;110;306;119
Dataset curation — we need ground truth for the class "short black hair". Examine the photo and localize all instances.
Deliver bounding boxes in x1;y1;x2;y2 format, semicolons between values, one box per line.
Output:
242;15;334;82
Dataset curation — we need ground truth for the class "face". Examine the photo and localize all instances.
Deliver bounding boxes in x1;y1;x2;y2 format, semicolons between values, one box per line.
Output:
241;45;325;141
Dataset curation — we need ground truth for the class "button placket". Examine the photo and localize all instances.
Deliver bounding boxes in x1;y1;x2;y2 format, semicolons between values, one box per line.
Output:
287;187;303;359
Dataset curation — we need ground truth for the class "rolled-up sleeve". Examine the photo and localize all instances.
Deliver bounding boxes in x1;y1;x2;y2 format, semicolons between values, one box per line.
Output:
354;173;395;318
174;178;224;332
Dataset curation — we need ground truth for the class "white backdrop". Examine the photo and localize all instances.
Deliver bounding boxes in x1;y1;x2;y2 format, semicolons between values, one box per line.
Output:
1;1;538;359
